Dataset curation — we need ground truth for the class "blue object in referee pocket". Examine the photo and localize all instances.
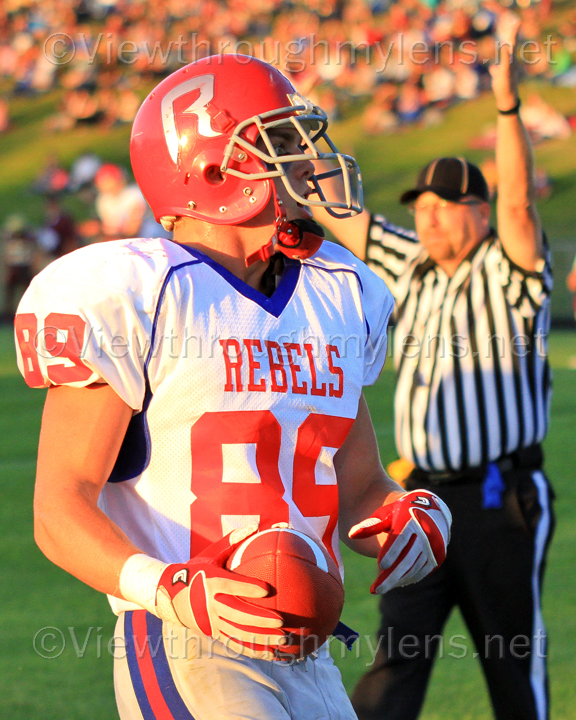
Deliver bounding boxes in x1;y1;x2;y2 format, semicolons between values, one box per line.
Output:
333;621;360;650
482;462;505;509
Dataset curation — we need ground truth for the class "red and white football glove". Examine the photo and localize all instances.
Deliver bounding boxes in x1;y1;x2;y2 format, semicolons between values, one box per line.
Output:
349;490;452;595
155;526;286;660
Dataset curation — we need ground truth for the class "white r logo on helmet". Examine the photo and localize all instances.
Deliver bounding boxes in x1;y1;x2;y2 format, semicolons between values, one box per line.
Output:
161;75;222;164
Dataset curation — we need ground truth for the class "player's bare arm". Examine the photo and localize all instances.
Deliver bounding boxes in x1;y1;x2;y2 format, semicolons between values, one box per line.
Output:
335;395;451;594
34;383;138;596
335;394;402;557
490;17;544;271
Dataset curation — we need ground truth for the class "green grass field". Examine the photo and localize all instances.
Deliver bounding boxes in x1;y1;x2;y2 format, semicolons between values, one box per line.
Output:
1;326;575;719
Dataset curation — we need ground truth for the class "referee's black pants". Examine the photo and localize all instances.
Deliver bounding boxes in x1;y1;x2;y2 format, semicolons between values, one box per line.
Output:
351;468;555;720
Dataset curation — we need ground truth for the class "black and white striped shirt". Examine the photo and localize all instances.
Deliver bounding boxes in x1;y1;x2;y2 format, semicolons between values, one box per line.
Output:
366;215;553;472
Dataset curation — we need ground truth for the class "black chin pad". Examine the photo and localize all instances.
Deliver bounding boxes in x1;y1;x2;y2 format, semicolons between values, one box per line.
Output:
291;219;325;238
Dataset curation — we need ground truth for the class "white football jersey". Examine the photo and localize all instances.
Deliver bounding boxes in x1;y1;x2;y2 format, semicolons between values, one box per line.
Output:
15;238;393;611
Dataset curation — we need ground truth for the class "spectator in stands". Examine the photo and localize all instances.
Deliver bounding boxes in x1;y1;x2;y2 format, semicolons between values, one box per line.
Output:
116;84;140;123
1;214;36;321
423;61;455;107
567;255;576;318
31;155;69;195
80;163;169;242
84;163;147;241
397;78;425;124
40;195;79;260
453;53;480;101
0;98;9;133
66;154;102;194
567;256;576;369
521;93;572;141
363;83;399;134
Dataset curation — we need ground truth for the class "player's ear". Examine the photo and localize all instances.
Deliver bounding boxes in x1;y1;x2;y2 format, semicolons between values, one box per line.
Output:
476;201;491;233
479;201;491;222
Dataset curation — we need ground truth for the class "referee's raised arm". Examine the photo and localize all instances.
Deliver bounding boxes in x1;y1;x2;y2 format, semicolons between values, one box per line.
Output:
490;17;544;271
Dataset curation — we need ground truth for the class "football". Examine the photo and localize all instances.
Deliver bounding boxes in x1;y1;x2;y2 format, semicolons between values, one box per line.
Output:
226;526;345;659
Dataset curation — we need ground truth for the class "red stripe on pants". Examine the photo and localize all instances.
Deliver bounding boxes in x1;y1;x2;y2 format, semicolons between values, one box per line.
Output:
132;611;174;720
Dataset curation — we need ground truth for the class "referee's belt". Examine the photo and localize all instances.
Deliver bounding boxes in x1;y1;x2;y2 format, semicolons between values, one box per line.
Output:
409;444;544;486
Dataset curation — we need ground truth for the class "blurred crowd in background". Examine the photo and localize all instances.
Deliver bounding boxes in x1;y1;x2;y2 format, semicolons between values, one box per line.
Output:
1;154;169;320
1;0;576;133
1;0;576;320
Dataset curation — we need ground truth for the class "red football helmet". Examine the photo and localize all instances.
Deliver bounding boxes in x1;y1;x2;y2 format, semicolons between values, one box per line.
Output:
130;55;362;255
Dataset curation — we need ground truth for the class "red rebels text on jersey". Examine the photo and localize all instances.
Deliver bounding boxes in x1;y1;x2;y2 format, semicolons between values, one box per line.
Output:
220;339;343;397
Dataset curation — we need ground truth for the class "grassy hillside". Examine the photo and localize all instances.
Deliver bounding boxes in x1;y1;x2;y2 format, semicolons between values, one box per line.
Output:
1;81;576;318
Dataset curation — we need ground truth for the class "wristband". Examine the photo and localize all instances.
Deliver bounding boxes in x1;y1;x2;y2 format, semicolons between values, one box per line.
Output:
118;553;167;615
498;98;521;115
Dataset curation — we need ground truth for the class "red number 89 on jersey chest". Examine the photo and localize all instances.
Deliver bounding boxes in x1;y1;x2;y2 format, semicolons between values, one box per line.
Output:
190;410;354;565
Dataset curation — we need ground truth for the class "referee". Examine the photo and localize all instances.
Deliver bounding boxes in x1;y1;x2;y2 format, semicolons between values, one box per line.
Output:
317;22;554;720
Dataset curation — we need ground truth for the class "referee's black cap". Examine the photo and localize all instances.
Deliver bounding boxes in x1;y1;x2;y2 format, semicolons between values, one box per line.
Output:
400;157;490;204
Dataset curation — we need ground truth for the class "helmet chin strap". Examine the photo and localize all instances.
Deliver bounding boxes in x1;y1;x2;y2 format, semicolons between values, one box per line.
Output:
245;185;325;267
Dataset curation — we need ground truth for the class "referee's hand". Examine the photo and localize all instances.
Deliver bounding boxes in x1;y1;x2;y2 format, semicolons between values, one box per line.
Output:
349;490;452;595
489;15;521;111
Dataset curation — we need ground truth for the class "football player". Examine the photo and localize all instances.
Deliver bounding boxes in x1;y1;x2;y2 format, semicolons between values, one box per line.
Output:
15;55;451;720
